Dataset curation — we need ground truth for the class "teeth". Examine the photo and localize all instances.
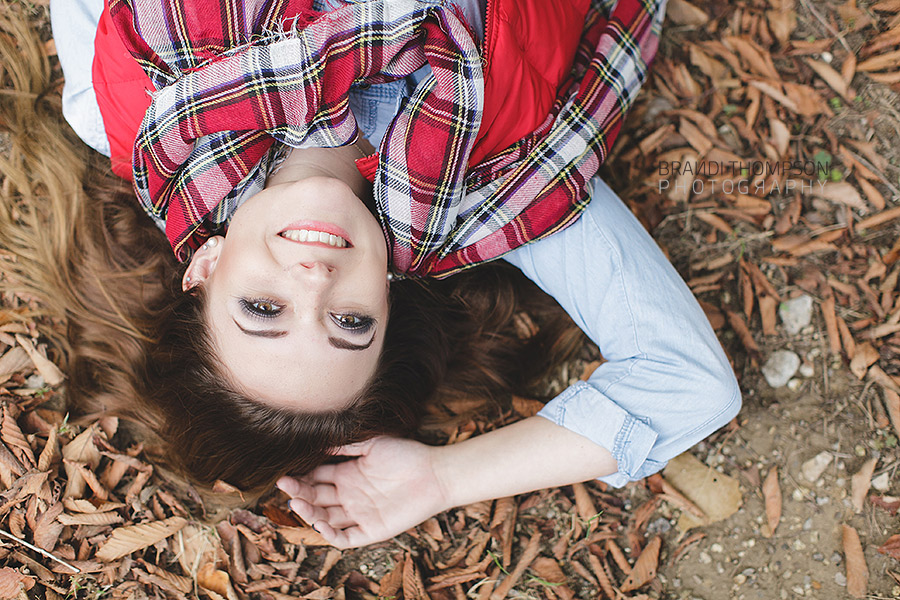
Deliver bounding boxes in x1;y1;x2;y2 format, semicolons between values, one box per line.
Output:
281;229;347;247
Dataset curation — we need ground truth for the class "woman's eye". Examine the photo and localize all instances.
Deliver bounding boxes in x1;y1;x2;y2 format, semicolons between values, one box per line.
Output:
330;313;374;332
240;298;283;319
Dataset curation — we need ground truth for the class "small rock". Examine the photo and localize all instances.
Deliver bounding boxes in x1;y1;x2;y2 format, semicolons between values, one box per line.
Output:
699;552;712;564
710;543;724;553
742;568;757;576
733;574;747;585
801;451;832;482
834;572;846;587
763;350;801;388
647;517;672;535
779;295;814;335
792;539;807;551
812;553;824;561
798;362;814;377
803;518;813;530
831;552;843;564
792;586;805;596
816;496;830;505
787;378;803;391
25;374;45;389
872;471;890;491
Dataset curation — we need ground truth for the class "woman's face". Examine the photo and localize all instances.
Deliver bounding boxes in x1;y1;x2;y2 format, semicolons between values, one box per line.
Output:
184;176;390;412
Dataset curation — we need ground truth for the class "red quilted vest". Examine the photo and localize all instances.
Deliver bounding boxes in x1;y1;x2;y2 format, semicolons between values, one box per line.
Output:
92;0;589;179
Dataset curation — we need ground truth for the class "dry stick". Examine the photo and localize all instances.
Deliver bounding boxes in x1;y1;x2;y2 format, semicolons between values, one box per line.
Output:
844;148;900;198
797;0;852;54
0;528;80;574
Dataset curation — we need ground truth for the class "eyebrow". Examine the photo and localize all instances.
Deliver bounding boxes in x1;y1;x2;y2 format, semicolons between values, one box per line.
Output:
233;319;376;350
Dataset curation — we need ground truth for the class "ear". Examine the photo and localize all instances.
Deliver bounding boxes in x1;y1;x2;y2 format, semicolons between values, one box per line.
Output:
182;236;225;291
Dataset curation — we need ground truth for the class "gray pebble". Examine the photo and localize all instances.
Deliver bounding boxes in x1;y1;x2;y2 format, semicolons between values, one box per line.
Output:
831;552;843;564
803;518;813;530
834;572;847;587
647;517;672;535
812;553;824;561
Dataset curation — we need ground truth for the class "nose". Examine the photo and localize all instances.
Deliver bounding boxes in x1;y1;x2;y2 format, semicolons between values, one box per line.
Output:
289;261;334;289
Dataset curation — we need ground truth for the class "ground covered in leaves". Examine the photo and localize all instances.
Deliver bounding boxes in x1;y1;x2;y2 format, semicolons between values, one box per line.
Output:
2;0;900;598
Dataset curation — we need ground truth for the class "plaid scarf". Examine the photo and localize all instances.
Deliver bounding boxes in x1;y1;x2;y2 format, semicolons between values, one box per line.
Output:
111;0;665;277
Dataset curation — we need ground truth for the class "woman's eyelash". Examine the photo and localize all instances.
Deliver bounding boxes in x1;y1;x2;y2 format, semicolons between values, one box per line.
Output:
330;313;374;333
239;298;283;320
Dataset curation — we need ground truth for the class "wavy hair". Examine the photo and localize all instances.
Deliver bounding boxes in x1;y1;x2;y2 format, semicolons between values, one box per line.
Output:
0;6;584;503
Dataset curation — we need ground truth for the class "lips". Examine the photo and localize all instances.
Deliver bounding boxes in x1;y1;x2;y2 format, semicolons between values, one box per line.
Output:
281;229;347;248
279;221;353;248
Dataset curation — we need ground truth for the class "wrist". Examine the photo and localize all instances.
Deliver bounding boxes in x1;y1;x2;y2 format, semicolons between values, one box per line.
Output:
427;443;464;510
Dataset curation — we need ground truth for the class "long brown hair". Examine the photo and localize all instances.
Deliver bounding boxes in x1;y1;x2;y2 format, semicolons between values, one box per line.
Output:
0;6;584;502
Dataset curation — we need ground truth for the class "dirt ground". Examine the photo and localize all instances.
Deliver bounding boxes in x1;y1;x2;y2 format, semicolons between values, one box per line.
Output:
1;0;900;598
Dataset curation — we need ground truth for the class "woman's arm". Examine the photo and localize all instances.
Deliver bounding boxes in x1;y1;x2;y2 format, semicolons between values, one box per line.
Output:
278;417;615;549
279;176;741;548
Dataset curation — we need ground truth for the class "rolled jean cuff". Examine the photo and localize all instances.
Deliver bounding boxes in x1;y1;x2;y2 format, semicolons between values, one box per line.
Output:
536;381;658;488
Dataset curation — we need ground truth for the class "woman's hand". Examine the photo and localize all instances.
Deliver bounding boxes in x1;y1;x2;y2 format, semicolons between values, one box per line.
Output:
276;436;450;549
278;417;619;549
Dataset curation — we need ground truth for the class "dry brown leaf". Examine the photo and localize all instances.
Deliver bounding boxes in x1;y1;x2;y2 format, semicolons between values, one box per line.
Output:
813;182;867;213
402;554;431;600
821;296;842;355
759;295;778;335
769;118;790;157
667;0;709;25
530;557;567;584
866;70;900;83
37;427;59;472
851;458;878;513
572;482;599;521
726;310;759;355
850;342;880;379
695;212;733;235
858;206;900;230
679;118;712;155
664;453;742;530
0;347;31;385
95;516;187;561
768;8;797;44
197;563;239;600
858;49;900;71
15;335;64;386
379;559;404;598
725;37;779;79
878;534;900;560
32;502;64;552
855;178;885;212
61;424;100;499
57;512;124;526
689;45;728;81
277;525;330;546
885;389;900;439
805;58;850;100
620;536;661;592
0;567;35;597
842;524;868;598
749;80;799;113
762;467;781;537
489;532;541;600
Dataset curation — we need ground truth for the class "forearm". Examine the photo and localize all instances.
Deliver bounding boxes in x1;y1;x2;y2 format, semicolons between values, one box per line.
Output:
431;416;617;508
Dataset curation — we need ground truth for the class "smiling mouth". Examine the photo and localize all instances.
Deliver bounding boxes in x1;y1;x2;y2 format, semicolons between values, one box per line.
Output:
280;229;349;248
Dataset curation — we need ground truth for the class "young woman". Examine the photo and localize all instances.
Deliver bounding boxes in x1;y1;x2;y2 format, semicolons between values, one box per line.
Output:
0;0;740;548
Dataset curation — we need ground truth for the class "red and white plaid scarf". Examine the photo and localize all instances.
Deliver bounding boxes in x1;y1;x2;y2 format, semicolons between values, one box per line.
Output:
111;0;664;277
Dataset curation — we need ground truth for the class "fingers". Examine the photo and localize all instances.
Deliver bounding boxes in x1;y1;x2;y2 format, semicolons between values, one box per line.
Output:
288;498;356;530
330;438;379;457
311;520;372;550
276;477;341;506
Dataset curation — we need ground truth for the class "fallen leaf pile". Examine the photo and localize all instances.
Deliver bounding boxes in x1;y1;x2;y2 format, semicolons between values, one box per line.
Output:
2;0;900;596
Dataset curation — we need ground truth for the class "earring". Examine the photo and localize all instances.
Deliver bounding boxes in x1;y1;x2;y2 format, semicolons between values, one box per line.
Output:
203;237;218;250
386;272;394;282
186;276;192;282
